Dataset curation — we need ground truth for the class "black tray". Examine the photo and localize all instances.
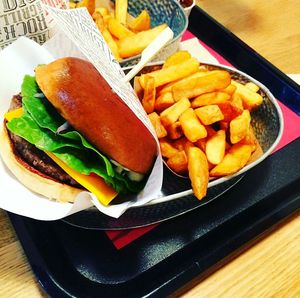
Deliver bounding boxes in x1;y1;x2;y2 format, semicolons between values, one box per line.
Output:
8;6;300;298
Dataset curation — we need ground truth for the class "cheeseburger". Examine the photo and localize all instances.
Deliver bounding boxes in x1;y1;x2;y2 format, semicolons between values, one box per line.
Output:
0;57;157;205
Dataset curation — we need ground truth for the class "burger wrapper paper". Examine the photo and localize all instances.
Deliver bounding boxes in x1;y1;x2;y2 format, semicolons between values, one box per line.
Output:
0;6;166;219
0;0;68;50
0;6;215;219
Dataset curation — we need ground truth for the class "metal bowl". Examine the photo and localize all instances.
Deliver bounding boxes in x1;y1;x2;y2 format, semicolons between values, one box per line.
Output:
63;62;283;229
115;0;188;67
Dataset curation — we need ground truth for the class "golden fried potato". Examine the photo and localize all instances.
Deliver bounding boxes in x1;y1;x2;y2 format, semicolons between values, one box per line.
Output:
118;24;167;58
139;57;199;88
128;10;151;31
148;112;167;138
159;138;179;158
210;143;252;177
188;147;209;200
179;108;207;142
172;70;231;101
205;130;226;165
162;51;192;69
229;109;251;144
195;105;224;125
167;150;188;175
160;97;191;127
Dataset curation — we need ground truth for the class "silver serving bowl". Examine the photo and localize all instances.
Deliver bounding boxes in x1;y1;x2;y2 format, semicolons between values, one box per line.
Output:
113;0;188;67
63;62;283;229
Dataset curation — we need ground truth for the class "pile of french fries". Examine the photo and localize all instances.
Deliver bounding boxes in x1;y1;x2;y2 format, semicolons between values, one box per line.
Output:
135;51;264;200
70;0;168;60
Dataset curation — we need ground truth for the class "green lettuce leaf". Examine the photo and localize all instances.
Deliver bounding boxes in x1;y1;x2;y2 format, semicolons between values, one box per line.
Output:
6;75;146;193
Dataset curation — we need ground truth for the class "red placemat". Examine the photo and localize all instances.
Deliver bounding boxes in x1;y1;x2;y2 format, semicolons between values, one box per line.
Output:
106;31;300;250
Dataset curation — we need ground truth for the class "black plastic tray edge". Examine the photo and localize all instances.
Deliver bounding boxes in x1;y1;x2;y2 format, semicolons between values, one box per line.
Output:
7;138;300;297
189;7;300;115
158;188;300;297
7;6;300;298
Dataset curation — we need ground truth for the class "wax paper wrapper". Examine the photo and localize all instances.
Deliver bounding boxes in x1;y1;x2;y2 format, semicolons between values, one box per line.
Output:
0;0;69;50
0;5;166;219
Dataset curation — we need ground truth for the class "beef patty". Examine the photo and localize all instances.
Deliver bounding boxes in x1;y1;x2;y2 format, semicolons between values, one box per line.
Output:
7;94;82;188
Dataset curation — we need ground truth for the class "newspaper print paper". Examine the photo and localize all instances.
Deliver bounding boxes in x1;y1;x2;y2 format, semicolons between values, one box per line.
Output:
0;0;67;50
43;6;157;137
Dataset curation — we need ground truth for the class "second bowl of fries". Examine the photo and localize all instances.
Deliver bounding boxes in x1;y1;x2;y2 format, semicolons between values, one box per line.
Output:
129;51;283;204
71;0;188;66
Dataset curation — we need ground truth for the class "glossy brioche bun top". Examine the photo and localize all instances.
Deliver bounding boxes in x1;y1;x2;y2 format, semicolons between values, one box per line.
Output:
35;57;157;174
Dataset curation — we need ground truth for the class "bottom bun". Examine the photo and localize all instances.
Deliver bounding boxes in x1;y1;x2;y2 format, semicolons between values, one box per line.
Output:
0;124;81;203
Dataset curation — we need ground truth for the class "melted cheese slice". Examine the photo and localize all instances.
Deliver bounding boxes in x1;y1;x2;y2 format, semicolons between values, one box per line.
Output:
45;151;117;205
5;108;118;206
5;107;23;121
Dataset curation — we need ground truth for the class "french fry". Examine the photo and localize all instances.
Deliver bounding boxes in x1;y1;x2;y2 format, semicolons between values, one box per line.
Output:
172;70;231;101
167;150;188;174
128;10;151;31
93;11;106;31
245;82;260;93
194;138;206;152
115;0;128;25
139;57;200;88
133;76;143;100
229;109;251;144
94;13;121;60
166;121;183;139
148;112;167;138
217;100;243;122
222;83;236;95
173;138;194;154
159;71;209;97
154;92;175;112
162;51;192;69
191;91;230;108
142;75;156;113
108;18;135;39
246;132;263;164
210;143;252;177
159;138;179;158
232;80;263;110
230;92;244;111
179;108;207;142
195;105;224;125
93;7;109;17
187;147;209;200
240;125;258;152
205;130;226;165
205;125;217;137
138;53;264;202
118;24;167;58
69;2;76;9
160;97;191;127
